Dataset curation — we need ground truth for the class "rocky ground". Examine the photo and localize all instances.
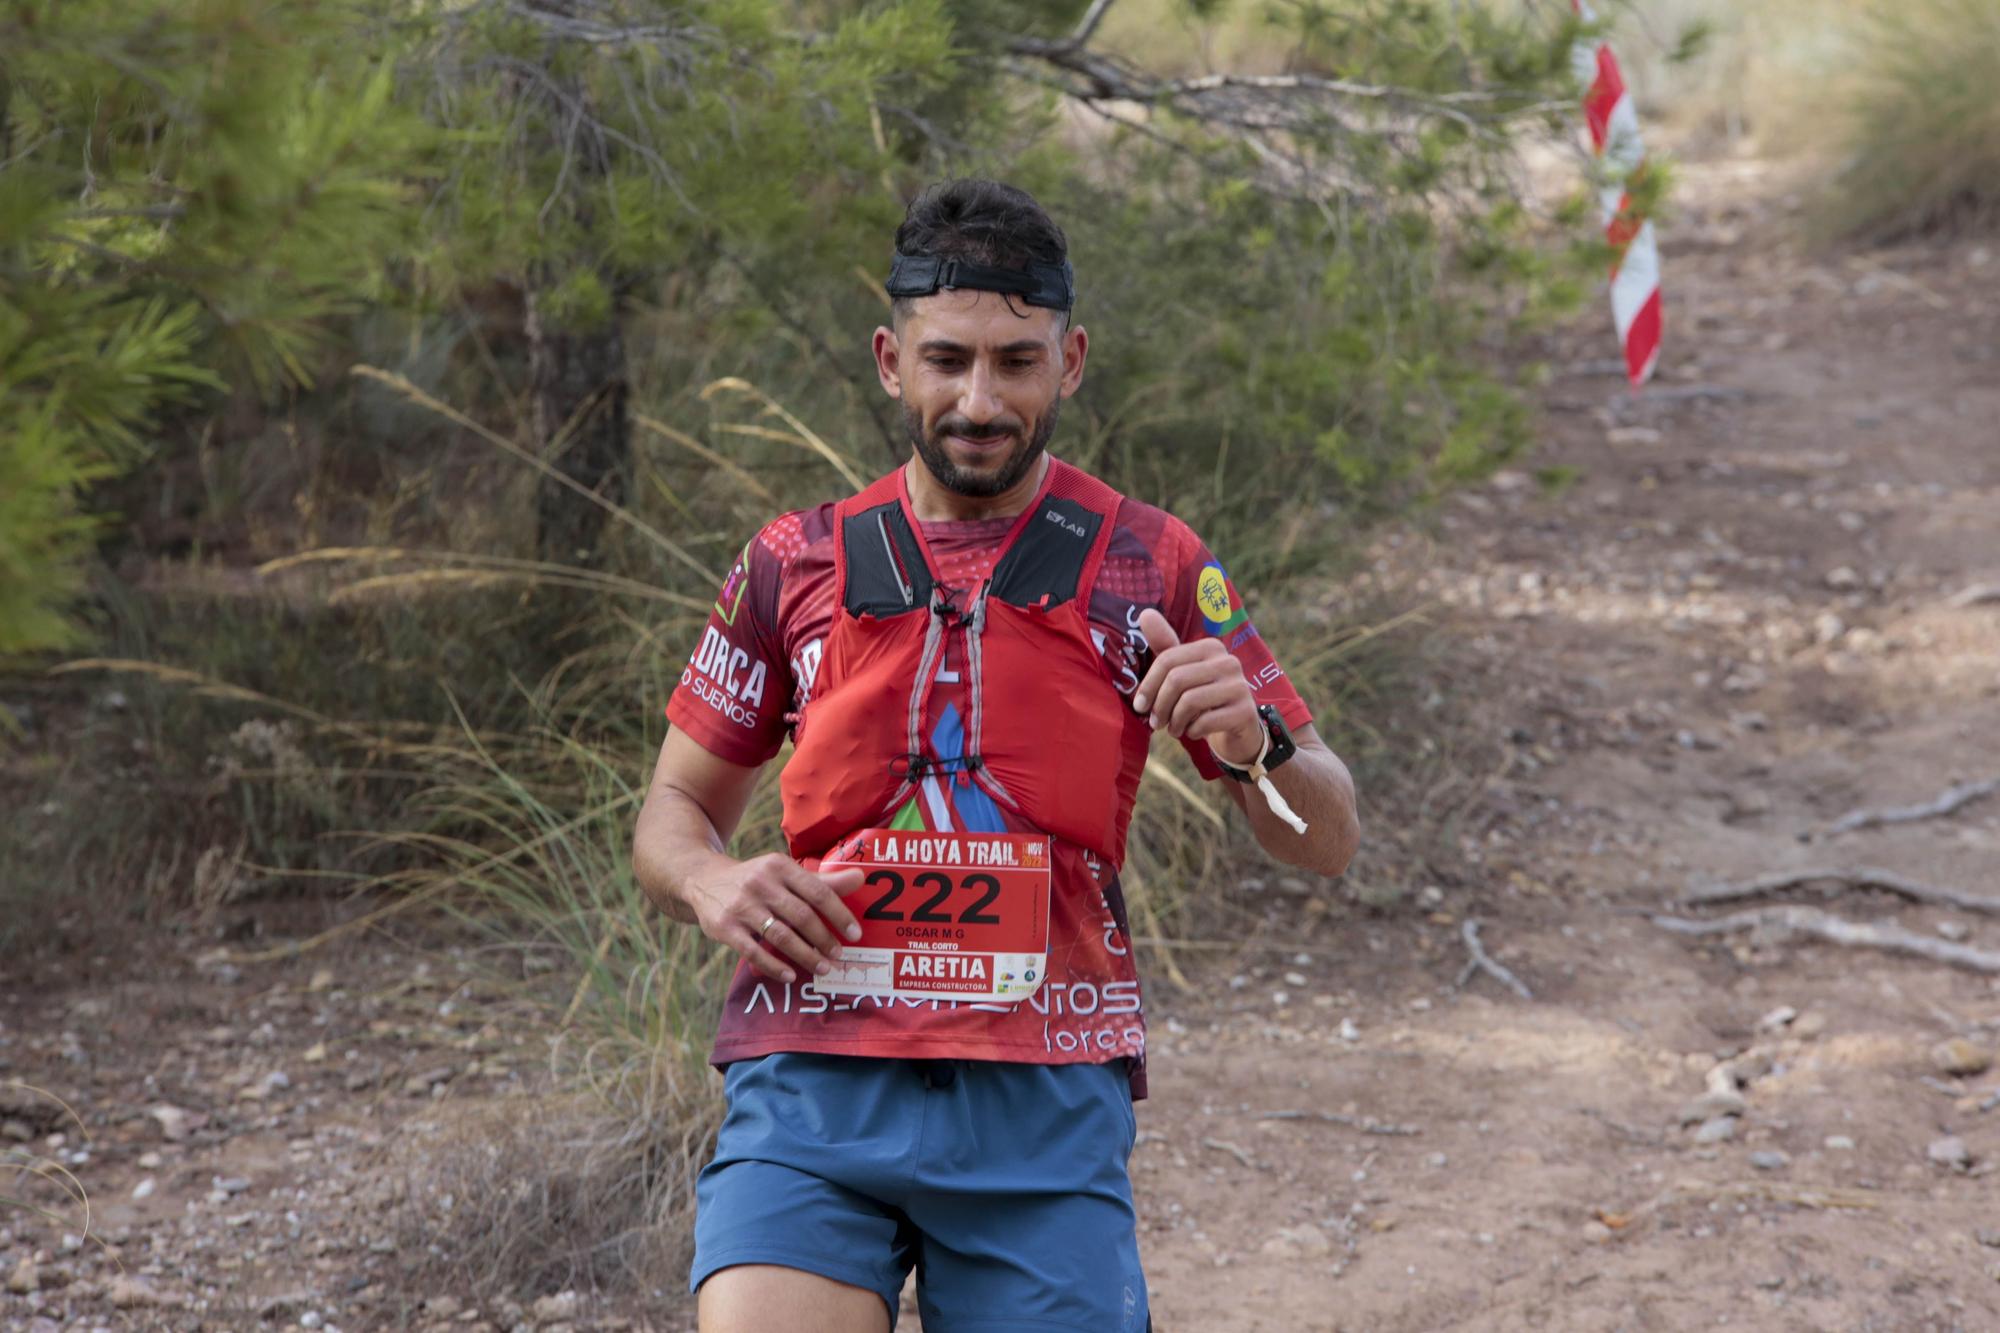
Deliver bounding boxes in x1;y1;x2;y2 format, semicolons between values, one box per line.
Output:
6;153;2000;1331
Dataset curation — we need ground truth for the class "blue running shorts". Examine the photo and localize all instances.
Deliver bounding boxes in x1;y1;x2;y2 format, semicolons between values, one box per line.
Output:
690;1052;1148;1332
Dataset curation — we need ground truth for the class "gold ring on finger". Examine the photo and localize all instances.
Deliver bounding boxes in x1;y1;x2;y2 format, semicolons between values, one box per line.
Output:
757;914;777;938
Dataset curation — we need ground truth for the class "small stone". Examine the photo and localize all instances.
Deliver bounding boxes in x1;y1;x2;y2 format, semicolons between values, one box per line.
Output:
132;1177;156;1200
530;1291;580;1323
108;1275;166;1307
1417;885;1445;909
1753;1275;1784;1290
309;969;336;992
1260;1223;1333;1257
1813;612;1846;646
425;1297;463;1318
300;1312;325;1330
1722;1050;1773;1085
1792;1011;1828;1040
1694;1115;1739;1144
1282;972;1307;988
1581;1220;1613;1244
215;1176;253;1196
0;1119;30;1143
1824;1135;1856;1151
1749;1150;1789;1171
1976;1229;2000;1249
1338;1018;1360;1043
1932;1038;1993;1077
304;1043;328;1064
1937;921;1971;942
7;1258;39;1294
1928;1136;1972;1170
1824;566;1863;591
149;1104;191;1142
403;1068;454;1096
137;1150;163;1169
1756;1006;1798;1033
1678;1089;1748;1125
1276;876;1311;897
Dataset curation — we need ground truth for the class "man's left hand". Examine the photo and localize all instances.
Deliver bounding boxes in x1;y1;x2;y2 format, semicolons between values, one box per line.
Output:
1132;607;1264;767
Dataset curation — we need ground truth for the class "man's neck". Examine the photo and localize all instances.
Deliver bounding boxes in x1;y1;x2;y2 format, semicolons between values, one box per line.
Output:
902;453;1050;523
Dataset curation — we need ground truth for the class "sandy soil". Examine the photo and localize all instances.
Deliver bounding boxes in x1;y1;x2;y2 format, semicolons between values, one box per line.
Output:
5;154;2000;1332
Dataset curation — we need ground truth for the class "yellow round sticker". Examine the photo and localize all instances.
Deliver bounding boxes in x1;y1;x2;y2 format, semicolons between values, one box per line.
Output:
1196;564;1231;625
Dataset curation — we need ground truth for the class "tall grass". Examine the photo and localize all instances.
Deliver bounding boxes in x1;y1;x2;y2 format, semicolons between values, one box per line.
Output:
1817;0;2000;240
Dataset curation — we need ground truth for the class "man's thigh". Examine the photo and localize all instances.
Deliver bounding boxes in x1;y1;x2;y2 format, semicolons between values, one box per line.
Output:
690;1057;921;1325
698;1263;889;1333
910;1059;1148;1332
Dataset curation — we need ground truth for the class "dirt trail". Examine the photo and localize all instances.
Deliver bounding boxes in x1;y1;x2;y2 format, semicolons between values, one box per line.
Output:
1140;158;2000;1331
7;156;2000;1332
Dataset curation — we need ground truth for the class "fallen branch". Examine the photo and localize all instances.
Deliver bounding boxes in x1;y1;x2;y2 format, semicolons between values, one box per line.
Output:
1596;1178;1880;1235
1680;867;2000;916
1455;917;1534;1000
1653;907;2000;974
1256;1110;1422;1137
1201;1137;1257;1168
1825;779;2000;836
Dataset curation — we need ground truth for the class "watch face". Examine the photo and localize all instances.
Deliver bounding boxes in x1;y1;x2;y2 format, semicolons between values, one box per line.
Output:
1259;704;1298;769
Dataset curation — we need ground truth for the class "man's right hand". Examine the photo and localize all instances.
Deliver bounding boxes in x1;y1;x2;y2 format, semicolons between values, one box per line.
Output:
684;853;865;986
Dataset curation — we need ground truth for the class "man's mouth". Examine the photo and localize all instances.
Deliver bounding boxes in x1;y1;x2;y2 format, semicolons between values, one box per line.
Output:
946;432;1013;453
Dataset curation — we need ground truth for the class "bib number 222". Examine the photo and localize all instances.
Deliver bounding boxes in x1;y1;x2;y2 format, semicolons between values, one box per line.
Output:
813;830;1052;1005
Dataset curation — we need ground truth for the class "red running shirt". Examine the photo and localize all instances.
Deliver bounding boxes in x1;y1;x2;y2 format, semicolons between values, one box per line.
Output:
666;466;1310;1097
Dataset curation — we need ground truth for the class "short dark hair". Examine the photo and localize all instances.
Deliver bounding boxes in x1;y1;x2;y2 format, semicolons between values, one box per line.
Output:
890;179;1069;324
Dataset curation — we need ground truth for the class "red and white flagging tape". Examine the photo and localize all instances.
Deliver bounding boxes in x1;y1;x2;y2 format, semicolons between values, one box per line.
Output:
1572;0;1663;387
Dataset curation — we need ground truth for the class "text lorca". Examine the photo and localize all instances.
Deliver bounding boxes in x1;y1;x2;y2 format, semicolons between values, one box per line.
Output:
869;835;1019;866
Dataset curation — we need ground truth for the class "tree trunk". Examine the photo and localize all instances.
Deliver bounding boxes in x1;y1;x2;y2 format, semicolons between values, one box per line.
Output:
526;286;628;563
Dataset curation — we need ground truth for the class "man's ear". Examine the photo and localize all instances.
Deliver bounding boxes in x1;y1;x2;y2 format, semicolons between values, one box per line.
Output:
1058;323;1089;398
872;326;902;399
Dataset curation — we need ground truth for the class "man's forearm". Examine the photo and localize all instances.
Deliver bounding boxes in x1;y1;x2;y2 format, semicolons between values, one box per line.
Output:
1242;743;1358;877
632;789;738;924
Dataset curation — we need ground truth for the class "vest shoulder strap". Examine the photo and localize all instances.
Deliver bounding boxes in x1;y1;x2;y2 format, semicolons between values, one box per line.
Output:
835;476;933;617
987;460;1122;609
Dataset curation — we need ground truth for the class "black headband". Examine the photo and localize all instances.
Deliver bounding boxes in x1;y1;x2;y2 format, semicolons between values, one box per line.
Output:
885;253;1075;312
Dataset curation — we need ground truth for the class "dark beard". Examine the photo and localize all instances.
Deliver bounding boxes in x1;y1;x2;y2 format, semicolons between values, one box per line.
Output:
904;396;1059;499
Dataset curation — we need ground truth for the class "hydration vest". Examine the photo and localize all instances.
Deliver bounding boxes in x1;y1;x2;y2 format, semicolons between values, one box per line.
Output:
781;457;1135;863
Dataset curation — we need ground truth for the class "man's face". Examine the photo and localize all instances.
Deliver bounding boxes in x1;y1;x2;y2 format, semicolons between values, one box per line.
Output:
873;289;1089;499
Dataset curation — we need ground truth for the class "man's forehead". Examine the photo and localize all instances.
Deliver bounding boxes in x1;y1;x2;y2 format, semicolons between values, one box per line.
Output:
898;289;1064;347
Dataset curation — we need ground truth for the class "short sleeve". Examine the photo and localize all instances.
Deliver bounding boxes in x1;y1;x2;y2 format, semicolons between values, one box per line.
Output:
1162;523;1313;780
664;529;793;767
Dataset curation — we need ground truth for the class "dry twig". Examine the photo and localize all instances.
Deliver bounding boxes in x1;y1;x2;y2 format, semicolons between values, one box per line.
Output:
1653;907;2000;975
1680;867;2000;916
1201;1138;1257;1168
1455;917;1534;1000
1824;779;2000;836
1256;1110;1421;1137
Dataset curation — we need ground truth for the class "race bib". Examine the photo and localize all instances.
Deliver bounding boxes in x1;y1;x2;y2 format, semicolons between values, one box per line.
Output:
814;829;1052;1004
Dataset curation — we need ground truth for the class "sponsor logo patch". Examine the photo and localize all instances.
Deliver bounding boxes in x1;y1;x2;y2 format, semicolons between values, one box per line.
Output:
1196;561;1249;636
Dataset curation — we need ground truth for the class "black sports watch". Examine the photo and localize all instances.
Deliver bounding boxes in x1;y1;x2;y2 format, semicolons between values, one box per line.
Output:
1215;703;1297;782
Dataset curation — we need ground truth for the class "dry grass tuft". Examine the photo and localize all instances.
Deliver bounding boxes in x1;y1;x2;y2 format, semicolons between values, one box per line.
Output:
379;1090;720;1302
1815;0;2000;241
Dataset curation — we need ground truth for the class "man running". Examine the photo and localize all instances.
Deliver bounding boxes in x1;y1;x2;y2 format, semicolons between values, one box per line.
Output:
634;178;1359;1333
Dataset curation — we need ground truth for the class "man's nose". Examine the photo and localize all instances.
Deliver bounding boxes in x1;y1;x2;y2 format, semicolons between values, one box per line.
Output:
956;361;1002;424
